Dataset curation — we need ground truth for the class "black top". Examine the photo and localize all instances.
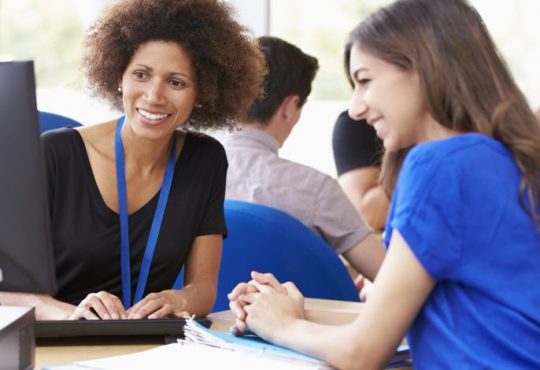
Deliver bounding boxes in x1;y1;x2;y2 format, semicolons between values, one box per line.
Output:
332;111;383;176
41;128;228;305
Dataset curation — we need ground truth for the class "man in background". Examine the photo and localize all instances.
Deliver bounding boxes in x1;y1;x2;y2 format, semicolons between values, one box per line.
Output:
222;36;384;282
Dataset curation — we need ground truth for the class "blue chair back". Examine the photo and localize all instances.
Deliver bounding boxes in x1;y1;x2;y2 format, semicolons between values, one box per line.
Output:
212;200;358;312
39;111;81;133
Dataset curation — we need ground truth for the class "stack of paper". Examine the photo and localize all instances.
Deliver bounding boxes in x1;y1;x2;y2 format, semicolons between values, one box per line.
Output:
182;318;411;369
68;318;410;370
183;317;328;368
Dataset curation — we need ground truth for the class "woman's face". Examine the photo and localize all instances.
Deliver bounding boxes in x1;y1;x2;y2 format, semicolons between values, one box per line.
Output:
348;42;434;151
120;40;198;141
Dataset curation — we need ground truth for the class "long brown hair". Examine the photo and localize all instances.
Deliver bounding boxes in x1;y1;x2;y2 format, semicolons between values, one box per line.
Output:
345;0;540;225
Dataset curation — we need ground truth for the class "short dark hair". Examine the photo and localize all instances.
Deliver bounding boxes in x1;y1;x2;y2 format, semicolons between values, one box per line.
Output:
81;0;265;130
244;36;319;124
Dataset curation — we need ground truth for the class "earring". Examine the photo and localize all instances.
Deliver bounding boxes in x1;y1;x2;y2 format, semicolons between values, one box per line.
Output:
195;103;202;109
117;87;122;93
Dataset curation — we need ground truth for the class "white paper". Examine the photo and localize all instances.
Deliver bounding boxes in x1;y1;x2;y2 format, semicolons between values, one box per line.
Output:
74;342;323;370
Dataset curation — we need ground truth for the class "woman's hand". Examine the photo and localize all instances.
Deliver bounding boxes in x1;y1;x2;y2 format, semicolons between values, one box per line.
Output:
228;281;259;335
355;274;374;302
228;271;281;335
229;272;305;341
127;290;190;319
70;291;127;320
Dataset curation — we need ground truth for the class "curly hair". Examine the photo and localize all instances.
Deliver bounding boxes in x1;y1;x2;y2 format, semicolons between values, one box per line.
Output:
81;0;265;130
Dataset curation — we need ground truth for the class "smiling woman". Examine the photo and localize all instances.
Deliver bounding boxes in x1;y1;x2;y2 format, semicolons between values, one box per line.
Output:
226;0;540;369
347;47;451;152
119;41;199;143
81;0;264;130
0;0;266;321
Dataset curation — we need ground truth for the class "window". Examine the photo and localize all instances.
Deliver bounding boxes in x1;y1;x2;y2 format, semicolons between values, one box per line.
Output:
0;0;114;124
269;0;540;176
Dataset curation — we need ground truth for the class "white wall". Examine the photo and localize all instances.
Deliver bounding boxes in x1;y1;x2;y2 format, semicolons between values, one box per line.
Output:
225;0;269;37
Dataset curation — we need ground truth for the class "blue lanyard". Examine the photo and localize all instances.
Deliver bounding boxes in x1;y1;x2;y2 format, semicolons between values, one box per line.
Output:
115;116;177;309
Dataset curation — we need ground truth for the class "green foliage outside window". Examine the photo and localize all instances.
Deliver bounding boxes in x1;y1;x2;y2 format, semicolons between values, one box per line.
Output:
270;0;391;101
0;0;83;88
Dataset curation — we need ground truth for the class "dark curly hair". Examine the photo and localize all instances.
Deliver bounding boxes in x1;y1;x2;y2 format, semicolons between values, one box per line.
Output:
81;0;265;130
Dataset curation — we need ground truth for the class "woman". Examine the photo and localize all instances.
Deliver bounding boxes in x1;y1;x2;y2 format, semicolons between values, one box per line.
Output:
228;0;540;368
0;0;264;320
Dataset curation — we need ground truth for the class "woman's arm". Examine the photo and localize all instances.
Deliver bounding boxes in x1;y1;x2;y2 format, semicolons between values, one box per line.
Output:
341;232;385;282
0;292;76;320
128;234;222;319
338;167;389;230
235;230;435;369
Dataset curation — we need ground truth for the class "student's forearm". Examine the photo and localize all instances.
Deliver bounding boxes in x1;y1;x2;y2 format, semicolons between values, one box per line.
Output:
0;292;75;320
273;319;385;370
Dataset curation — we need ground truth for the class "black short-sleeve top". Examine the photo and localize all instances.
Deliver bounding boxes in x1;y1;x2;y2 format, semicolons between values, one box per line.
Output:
332;111;383;176
41;128;228;305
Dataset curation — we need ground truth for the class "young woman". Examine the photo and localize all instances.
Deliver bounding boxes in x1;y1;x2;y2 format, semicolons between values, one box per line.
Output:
0;0;265;320
228;0;540;368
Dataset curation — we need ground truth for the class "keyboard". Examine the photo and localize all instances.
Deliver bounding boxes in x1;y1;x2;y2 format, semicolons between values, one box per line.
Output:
34;317;212;340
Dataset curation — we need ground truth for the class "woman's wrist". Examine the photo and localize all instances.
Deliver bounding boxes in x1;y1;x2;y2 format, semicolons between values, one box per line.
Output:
273;316;304;345
35;294;76;320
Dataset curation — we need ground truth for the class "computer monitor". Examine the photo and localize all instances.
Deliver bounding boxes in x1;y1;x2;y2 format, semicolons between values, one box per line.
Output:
0;60;57;295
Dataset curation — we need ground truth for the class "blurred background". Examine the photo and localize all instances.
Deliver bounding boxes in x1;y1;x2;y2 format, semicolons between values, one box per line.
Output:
1;0;539;177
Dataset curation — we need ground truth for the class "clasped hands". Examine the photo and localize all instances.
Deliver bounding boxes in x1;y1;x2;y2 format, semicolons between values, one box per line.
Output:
227;271;305;342
69;289;190;320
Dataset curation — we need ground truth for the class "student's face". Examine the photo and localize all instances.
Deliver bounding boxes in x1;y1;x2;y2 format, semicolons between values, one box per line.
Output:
348;42;432;151
120;40;198;141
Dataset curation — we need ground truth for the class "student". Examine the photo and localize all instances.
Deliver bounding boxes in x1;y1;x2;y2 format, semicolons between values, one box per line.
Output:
332;110;388;230
223;36;385;282
228;0;540;368
0;0;265;320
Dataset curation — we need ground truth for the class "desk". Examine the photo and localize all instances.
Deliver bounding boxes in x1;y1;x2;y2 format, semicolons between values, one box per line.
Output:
35;298;366;369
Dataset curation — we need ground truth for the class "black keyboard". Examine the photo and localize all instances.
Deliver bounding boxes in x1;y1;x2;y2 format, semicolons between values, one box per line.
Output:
34;317;212;340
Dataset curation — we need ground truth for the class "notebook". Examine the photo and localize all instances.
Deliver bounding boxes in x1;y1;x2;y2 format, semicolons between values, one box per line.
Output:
183;317;326;366
182;318;411;369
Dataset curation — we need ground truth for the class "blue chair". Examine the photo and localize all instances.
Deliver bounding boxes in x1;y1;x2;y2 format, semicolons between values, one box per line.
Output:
39;111;81;133
212;200;359;312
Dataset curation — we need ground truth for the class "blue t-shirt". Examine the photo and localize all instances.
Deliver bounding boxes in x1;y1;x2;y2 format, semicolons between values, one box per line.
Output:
384;133;540;369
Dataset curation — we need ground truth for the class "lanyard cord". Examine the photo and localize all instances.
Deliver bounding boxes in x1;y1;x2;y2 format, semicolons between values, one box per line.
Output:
115;116;177;309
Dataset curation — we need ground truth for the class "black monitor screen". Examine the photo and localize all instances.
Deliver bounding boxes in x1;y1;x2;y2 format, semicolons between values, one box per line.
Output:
0;60;56;294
